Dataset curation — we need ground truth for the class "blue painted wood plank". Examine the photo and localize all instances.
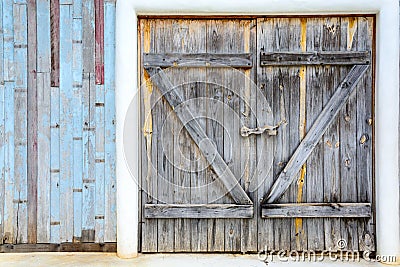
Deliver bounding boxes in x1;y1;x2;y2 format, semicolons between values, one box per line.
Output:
0;0;4;86
72;17;83;242
0;84;5;245
0;0;3;244
36;0;51;73
50;85;60;244
103;0;116;242
36;0;51;243
13;3;28;243
37;73;51;243
73;0;82;18
95;83;105;243
3;81;15;244
81;0;95;240
2;0;15;244
59;4;74;242
82;72;95;240
3;0;14;82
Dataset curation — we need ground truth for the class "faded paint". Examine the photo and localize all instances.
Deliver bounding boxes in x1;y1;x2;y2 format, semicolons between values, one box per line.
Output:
142;22;153;202
295;18;307;247
347;17;357;51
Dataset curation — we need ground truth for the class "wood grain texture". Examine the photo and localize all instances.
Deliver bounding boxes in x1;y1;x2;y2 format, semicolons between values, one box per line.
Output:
145;66;252;206
260;51;370;66
143;53;253;68
103;0;116;243
145;204;253;219
72;16;83;243
59;4;74;242
50;0;60;87
95;0;104;84
262;203;371;218
256;17;275;253
27;0;38;244
339;17;359;251
264;64;369;204
356;17;375;252
36;0;51;243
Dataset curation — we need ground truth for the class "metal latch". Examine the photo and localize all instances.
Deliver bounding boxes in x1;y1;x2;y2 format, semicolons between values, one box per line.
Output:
240;120;286;137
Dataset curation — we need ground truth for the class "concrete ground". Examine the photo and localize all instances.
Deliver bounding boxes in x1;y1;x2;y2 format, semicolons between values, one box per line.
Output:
0;253;392;267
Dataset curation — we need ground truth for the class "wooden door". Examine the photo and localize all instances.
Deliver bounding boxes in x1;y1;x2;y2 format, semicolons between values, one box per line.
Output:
139;17;375;253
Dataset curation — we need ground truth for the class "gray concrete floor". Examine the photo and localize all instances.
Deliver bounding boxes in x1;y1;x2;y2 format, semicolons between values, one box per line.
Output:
0;253;389;267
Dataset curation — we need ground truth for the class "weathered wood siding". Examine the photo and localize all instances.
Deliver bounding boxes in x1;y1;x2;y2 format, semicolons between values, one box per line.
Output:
0;0;116;245
140;17;375;253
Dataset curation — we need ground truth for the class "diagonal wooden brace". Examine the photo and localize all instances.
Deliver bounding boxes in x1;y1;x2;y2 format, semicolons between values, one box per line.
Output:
263;65;369;204
145;67;253;205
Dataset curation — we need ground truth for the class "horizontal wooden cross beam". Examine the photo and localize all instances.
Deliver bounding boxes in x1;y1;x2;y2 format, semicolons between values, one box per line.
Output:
144;53;253;68
262;203;371;218
145;204;253;219
260;51;370;66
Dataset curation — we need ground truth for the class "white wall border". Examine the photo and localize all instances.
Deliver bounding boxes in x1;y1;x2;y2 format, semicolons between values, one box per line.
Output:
115;0;400;259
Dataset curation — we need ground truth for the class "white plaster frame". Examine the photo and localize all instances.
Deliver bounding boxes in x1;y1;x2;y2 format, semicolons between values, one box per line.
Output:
115;0;400;259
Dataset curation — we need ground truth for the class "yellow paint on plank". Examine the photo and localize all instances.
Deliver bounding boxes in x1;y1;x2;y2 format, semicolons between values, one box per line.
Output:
243;21;252;191
347;17;357;51
142;22;153;199
295;18;307;248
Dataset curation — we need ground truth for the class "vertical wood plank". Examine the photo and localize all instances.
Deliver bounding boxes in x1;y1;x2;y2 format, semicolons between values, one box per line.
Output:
94;0;104;84
103;0;116;242
36;0;51;243
3;2;14;243
50;0;60;87
240;19;258;253
3;81;15;244
0;0;3;244
339;16;359;251
256;17;275;252
0;0;4;241
140;19;157;252
13;3;28;244
305;18;325;251
0;82;4;245
155;20;174;252
321;17;342;251
59;4;73;242
271;18;291;251
37;0;51;73
3;0;14;82
82;0;95;242
187;22;207;252
36;73;51;243
82;0;94;73
50;84;60;243
27;0;38;244
72;14;83;243
95;78;105;243
82;73;95;242
206;20;228;252
287;18;305;251
356;16;375;252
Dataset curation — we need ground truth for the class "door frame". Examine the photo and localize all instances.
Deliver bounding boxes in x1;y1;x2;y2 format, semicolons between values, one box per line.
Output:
115;0;400;259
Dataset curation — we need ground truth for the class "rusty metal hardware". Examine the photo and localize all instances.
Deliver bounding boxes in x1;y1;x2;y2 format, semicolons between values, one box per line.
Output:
240;120;286;137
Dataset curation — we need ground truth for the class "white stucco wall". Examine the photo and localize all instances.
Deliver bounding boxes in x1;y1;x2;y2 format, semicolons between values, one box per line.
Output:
115;0;400;262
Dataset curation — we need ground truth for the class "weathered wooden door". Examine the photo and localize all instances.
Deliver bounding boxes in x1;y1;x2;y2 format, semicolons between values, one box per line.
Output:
139;17;375;253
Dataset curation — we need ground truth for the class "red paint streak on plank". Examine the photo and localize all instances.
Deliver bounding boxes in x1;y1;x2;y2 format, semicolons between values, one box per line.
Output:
27;0;38;244
50;0;60;87
95;0;104;85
